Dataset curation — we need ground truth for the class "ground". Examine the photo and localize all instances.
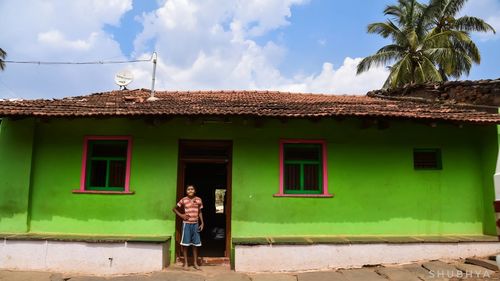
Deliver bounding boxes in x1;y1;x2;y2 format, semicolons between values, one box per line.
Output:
0;258;498;281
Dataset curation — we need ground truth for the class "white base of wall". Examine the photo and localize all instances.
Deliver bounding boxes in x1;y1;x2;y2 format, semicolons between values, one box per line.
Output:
234;242;500;272
0;239;168;275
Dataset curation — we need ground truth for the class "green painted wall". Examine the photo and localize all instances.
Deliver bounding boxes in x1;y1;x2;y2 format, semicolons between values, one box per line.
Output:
0;117;496;240
28;119;178;236
0;118;35;233
480;125;498;235
232;119;496;237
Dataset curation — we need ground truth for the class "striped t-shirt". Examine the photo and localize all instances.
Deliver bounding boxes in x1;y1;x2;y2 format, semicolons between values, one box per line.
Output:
177;196;203;224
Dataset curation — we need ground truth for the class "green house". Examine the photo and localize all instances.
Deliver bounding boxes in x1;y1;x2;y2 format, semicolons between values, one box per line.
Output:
0;83;499;274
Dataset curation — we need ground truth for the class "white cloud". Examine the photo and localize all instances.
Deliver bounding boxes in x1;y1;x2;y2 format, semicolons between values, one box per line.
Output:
0;0;388;99
130;0;303;91
0;0;132;98
156;0;200;30
462;0;500;41
38;30;93;51
130;0;386;95
232;0;309;36
281;58;388;94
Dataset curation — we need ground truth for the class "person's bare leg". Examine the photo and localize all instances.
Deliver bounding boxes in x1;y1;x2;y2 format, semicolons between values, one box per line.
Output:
182;246;189;269
193;247;200;269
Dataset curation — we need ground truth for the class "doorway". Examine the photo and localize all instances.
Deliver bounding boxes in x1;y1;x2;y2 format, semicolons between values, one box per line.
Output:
176;140;232;259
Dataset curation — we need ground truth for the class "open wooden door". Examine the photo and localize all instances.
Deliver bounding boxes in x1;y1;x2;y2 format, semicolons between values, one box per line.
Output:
176;140;232;262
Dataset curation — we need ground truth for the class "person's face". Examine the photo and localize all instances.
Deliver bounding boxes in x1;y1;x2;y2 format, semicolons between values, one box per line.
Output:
186;186;196;197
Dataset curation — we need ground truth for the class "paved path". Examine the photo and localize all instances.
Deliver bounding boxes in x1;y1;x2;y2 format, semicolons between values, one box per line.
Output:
1;259;498;281
375;267;421;281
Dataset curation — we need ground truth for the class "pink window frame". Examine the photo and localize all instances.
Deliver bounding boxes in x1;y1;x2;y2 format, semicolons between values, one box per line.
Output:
274;139;333;198
72;136;134;194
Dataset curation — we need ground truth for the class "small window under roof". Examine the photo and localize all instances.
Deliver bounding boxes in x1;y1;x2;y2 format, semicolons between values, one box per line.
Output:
413;149;442;170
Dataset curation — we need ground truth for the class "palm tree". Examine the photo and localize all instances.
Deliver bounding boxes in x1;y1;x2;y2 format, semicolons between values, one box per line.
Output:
426;0;495;79
357;0;459;88
0;48;6;71
357;0;495;88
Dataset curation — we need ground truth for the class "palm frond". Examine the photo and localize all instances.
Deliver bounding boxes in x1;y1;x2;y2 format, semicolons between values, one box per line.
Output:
394;56;413;87
407;30;419;49
451;36;480;63
357;50;402;74
417;0;440;36
422;30;454;48
442;0;467;17
447;52;472;77
0;48;6;71
367;21;402;39
421;56;443;81
423;29;469;49
384;54;413;88
455;16;496;33
425;45;472;78
384;4;405;24
376;44;406;53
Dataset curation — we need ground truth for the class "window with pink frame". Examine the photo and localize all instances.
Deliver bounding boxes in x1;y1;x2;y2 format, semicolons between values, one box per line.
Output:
74;136;133;194
276;139;332;197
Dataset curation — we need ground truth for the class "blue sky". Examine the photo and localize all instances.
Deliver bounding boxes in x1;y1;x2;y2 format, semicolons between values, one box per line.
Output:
263;0;395;76
103;1;158;57
0;0;499;99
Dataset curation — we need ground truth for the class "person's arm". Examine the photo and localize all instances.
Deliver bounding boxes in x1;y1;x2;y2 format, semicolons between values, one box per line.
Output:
198;208;204;231
172;206;188;220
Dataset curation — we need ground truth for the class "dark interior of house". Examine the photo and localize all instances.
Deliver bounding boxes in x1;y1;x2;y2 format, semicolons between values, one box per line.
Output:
183;162;227;257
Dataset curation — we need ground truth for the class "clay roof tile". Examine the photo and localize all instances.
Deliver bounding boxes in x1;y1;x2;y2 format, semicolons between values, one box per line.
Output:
0;88;498;124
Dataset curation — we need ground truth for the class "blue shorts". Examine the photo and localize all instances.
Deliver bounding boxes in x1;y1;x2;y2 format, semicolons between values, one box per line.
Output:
181;222;202;247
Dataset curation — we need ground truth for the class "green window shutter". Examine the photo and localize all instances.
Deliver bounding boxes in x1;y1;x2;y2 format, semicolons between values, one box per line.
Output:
283;144;322;194
86;140;128;191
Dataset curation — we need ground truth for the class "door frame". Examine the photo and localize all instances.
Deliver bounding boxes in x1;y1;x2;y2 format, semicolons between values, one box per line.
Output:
176;140;232;258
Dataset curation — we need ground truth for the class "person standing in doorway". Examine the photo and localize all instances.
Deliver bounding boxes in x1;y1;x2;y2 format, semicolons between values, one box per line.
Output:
173;185;204;270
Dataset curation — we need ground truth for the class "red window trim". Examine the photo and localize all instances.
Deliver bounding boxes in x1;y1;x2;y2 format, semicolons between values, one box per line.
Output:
72;136;133;194
275;139;333;198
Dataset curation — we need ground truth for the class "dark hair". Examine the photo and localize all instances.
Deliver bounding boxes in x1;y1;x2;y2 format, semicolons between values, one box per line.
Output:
186;184;196;191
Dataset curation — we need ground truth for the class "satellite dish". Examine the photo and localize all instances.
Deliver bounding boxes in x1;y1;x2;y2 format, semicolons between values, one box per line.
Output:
114;70;134;89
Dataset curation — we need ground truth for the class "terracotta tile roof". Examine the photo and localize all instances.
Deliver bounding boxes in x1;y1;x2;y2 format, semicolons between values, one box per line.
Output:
0;89;499;124
368;78;500;106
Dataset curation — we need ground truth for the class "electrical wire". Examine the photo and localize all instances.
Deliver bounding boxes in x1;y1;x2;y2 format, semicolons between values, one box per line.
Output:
3;58;150;65
3;54;154;65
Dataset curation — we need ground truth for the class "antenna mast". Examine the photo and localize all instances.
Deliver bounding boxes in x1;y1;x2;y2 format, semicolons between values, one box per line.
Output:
147;52;159;101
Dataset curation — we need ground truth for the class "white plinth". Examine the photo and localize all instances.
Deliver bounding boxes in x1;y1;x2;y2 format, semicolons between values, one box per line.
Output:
235;242;500;272
0;239;168;275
